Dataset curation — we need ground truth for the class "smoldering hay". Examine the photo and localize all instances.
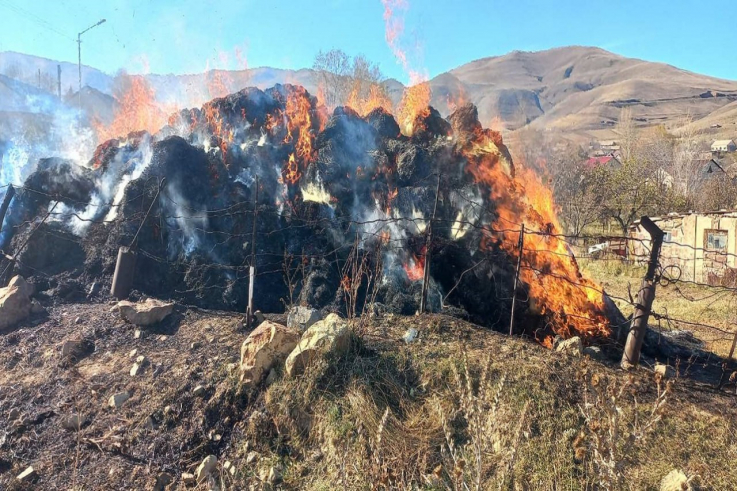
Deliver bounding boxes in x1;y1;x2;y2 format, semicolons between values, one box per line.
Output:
0;83;612;343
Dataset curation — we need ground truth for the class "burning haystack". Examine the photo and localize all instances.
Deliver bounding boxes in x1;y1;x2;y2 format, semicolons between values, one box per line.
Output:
0;84;609;343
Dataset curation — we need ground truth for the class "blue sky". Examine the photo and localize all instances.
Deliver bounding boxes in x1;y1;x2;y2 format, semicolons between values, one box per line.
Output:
0;0;735;82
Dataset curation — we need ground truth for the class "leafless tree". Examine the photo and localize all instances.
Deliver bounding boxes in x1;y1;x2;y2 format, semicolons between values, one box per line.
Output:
616;107;640;162
313;49;387;111
313;49;351;109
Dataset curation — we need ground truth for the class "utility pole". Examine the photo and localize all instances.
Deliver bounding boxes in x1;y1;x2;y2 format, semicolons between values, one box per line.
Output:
77;19;106;115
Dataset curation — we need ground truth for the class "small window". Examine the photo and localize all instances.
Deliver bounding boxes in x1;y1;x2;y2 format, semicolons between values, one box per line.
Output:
706;229;728;251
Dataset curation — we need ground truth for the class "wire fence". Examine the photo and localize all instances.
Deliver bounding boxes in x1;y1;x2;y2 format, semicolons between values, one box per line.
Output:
1;179;737;386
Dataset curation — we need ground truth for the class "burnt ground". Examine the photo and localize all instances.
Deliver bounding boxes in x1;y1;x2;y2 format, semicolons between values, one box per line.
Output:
1;303;736;489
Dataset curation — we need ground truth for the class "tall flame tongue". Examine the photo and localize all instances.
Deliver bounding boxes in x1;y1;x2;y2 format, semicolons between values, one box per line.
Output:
95;74;169;142
464;127;609;342
281;86;316;185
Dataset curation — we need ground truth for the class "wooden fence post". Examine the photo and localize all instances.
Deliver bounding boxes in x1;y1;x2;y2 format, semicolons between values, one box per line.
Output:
621;216;664;369
419;173;440;314
0;185;15;234
246;176;259;329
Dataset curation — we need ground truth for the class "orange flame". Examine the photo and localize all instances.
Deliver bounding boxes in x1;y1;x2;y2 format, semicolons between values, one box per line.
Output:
464;128;609;341
95;74;170;141
404;251;425;282
347;83;393;117
397;77;431;135
279;86;316;185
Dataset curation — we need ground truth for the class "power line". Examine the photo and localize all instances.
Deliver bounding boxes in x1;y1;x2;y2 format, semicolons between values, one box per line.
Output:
0;0;75;41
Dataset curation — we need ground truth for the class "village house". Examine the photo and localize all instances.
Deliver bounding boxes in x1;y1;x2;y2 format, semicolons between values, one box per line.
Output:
629;211;737;285
711;139;736;153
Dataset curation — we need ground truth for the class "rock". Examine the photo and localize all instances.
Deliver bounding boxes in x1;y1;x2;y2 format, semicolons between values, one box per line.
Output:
246;451;258;464
655;363;677;379
555;336;583;356
159;335;168;342
193;385;206;397
190;341;202;350
403;328;418;343
254;310;265;324
267;465;282;484
16;466;36;481
659;469;692;491
129;349;138;358
223;461;235;476
153;472;173;491
182;472;196;485
265;368;277;386
130;362;144;376
134;328;142;339
61;339;83;358
143;416;157;430
0;276;34;330
196;455;218;482
240;321;300;387
30;299;46;315
108;391;130;408
285;313;351;377
287;306;321;332
74;316;82;324
117;298;174;326
62;413;82;431
8;407;20;421
583;346;603;358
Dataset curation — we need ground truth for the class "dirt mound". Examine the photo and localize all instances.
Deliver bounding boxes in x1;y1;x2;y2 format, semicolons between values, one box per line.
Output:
0;303;734;489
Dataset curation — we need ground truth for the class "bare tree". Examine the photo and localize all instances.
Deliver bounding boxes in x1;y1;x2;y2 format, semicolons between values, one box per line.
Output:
313;49;388;111
313;49;351;109
616;107;639;162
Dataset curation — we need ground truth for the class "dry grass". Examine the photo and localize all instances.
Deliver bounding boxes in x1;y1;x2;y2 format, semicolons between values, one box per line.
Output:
258;315;737;489
2;305;737;489
580;255;737;356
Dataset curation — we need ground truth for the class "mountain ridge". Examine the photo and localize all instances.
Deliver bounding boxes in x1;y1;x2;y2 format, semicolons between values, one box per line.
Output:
2;46;737;139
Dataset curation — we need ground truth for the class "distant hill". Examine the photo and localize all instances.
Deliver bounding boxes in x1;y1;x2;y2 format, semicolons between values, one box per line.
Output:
431;46;737;135
2;46;737;141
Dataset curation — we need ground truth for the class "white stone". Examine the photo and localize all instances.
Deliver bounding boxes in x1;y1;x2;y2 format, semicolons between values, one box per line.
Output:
403;328;418;343
16;466;36;481
193;385;206;397
240;321;300;387
196;455;218;482
117;298;174;326
555;336;583;356
287;306;321;332
0;276;33;330
655;363;676;379
286;313;351;377
659;469;691;491
108;391;130;408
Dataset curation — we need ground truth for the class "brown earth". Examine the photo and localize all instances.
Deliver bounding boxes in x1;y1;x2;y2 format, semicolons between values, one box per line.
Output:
1;302;736;489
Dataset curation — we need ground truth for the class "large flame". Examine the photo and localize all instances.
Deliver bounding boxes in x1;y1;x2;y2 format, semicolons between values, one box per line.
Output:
397;77;431;135
463;127;609;341
95;74;170;142
346;83;393;117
